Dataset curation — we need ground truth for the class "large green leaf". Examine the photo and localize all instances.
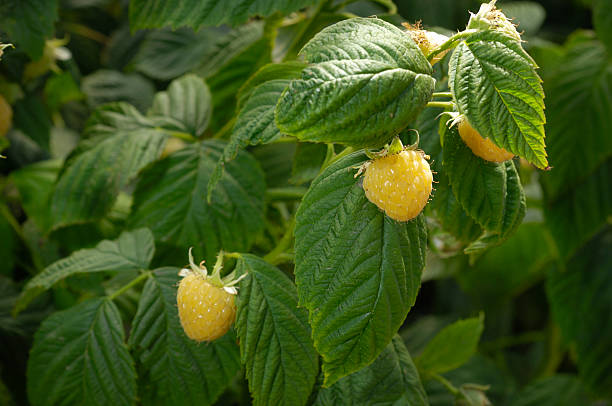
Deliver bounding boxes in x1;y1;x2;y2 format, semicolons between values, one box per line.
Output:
82;70;155;113
415;315;484;376
1;0;58;59
129;140;265;262
276;17;435;149
449;30;547;168
14;228;154;314
295;151;427;385
129;268;240;406
234;255;318;406
149;74;212;137
27;298;136;406
540;38;612;200
544;159;612;260
594;0;612;54
132;27;221;81
50;127;166;228
313;336;428;406
443;122;525;239
547;229;612;397
509;375;593;406
129;0;317;30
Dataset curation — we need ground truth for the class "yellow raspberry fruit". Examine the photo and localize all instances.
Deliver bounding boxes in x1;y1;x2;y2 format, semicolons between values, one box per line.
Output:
457;118;514;162
176;249;246;342
402;22;449;65
177;274;236;342
363;149;433;222
0;94;13;137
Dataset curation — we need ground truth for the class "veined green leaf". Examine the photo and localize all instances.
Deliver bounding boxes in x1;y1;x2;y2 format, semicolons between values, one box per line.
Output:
540;38;612;200
27;298;136;406
82;70;155;113
1;0;58;59
295;151;427;386
149;74;212;137
314;336;428;406
129;268;240;406
14;228;154;314
509;375;593;406
547;229;612;397
83;102;156;137
235;255;318;406
415;315;484;376
443;122;525;239
449;30;547;168
276;17;435;149
129;0;317;30
129;140;265;263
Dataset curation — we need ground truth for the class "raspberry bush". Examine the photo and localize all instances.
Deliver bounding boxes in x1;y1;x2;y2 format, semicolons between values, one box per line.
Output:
0;0;611;405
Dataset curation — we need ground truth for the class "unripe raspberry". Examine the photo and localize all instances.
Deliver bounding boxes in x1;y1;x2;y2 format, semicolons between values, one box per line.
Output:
363;149;433;221
0;95;12;137
177;274;236;342
457;117;514;162
403;22;449;65
176;249;246;342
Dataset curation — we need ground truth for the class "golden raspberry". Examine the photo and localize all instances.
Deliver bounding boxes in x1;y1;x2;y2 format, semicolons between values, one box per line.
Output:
177;274;236;342
363;150;433;221
457;118;514;162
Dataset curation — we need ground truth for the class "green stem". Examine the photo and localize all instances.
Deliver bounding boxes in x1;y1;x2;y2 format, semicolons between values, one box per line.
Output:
263;217;296;265
481;330;546;352
157;128;197;143
426;101;455;109
213;117;237;139
537;322;564;378
0;204;44;272
108;272;151;300
430;373;460;397
432;92;453;98
61;22;110;44
283;0;330;60
321;146;355;172
266;187;308;201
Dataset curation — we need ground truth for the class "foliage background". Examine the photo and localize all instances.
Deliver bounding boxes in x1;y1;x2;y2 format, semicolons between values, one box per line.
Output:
0;0;611;405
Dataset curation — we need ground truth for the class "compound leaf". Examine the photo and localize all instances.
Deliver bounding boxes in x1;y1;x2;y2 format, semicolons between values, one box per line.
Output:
235;255;318;406
449;30;547;168
276;17;435;149
129;268;240;406
295;151;427;386
15;228;154;314
27;298;136;406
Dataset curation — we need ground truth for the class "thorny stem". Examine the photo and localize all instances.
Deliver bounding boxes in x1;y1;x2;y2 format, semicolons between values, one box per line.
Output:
426;101;455;109
108;272;151;300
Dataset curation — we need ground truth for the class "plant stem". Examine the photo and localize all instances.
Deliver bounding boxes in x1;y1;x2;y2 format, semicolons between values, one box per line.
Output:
321;146;355;172
283;0;330;60
426;101;455;109
481;330;546;352
537;322;564;378
108;272;151;300
264;217;296;265
430;373;460;396
158;128;197;143
0;204;44;273
432;92;453;98
213;117;237;139
61;22;110;44
266;187;308;201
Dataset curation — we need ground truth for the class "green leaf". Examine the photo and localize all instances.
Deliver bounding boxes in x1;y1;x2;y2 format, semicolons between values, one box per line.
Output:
594;0;612;54
237;61;306;110
234;255;318;406
443;122;525;240
83;102;155;137
27;298;136;406
509;375;593;406
10;159;61;232
44;72;84;112
540;39;612;200
1;0;58;59
276;17;435;149
129;140;266;262
314;336;428;406
129;0;317;29
547;230;612;397
50;127;166;228
449;30;547;168
132;27;221;81
15;228;154;314
415;315;484;375
544;159;612;260
295;151;427;385
290;142;328;185
13;95;52;151
129;268;240;405
149;74;212;137
82;70;155;113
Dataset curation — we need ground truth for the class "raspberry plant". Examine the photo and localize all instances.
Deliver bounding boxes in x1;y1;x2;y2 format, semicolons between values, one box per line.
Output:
0;0;611;405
